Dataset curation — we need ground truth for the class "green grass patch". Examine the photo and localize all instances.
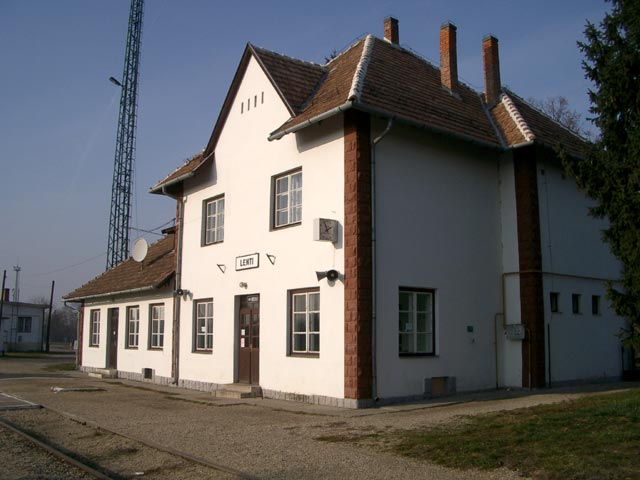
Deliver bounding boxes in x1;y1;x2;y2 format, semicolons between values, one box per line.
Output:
393;389;640;479
43;362;76;372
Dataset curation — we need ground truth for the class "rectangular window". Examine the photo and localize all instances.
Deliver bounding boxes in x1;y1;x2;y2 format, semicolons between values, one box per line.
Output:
149;304;164;349
572;294;582;314
126;306;140;348
17;317;32;333
203;195;225;245
89;309;100;346
194;300;213;351
290;288;320;355
592;295;601;315
273;169;302;228
550;292;560;313
399;288;435;355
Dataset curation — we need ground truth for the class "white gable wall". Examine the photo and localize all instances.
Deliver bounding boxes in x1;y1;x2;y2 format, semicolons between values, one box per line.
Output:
374;123;502;399
178;56;346;398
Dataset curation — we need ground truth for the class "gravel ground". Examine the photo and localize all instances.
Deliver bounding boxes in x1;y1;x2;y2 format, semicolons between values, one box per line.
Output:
0;422;94;480
1;354;638;480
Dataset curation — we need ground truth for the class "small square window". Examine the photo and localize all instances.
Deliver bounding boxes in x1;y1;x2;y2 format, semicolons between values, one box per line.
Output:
399;288;435;355
592;295;601;315
572;294;582;314
550;292;560;313
17;317;32;333
289;288;319;355
272;169;302;229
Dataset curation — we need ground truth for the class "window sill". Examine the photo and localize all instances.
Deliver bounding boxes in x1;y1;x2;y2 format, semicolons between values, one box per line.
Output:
88;345;99;348
202;240;223;247
125;346;139;350
271;221;301;232
399;352;436;357
192;349;213;354
288;352;319;358
148;347;164;351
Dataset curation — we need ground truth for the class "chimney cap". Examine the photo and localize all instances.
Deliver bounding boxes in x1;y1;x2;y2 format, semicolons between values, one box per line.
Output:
483;34;499;43
440;21;457;30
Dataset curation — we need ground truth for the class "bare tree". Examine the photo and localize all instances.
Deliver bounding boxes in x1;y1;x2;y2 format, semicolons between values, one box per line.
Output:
527;96;590;138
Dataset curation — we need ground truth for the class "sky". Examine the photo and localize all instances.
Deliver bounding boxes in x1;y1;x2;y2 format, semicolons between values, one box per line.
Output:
0;0;610;306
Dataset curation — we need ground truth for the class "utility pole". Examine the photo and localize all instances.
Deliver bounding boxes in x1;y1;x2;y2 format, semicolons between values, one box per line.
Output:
45;280;54;353
106;0;145;269
0;270;6;356
12;265;20;302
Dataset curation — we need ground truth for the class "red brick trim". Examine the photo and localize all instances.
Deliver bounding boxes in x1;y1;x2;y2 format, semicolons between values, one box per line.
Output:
343;109;373;400
513;146;545;388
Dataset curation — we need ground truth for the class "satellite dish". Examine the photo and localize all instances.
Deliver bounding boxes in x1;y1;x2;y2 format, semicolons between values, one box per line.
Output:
132;237;148;262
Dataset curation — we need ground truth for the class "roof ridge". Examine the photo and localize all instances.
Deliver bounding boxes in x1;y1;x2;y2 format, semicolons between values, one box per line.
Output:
325;35;367;67
250;44;326;69
500;93;536;143
348;34;374;102
504;88;588;141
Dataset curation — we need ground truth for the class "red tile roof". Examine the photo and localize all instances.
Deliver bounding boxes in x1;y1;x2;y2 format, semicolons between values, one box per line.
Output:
64;234;175;301
149;151;207;194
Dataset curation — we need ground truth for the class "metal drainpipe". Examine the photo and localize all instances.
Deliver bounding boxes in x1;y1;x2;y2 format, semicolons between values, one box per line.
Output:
371;117;394;402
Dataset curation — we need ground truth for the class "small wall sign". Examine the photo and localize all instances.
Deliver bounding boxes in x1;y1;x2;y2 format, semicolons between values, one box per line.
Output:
236;253;259;271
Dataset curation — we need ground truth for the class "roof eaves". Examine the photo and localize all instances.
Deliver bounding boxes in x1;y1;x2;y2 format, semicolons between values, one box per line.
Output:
149;151;212;194
268;100;354;141
480;93;507;150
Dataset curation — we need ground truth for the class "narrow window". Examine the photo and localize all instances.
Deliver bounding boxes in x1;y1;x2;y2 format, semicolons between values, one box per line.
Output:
550;292;560;313
203;195;225;245
89;309;100;346
261;91;264;104
290;288;320;355
194;299;213;351
254;94;257;107
273;169;302;228
149;304;164;349
399;288;435;355
241;102;244;114
572;294;582;314
592;295;601;315
17;317;32;333
247;97;250;111
126;306;140;348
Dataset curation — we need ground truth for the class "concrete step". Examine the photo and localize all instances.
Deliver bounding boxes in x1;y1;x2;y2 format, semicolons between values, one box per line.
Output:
215;383;262;399
88;369;117;379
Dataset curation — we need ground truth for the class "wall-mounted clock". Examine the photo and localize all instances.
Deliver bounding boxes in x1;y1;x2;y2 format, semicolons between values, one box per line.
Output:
313;218;339;243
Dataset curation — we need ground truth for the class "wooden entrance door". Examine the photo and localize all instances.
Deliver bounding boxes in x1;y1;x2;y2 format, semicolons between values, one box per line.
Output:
107;308;119;369
238;295;259;384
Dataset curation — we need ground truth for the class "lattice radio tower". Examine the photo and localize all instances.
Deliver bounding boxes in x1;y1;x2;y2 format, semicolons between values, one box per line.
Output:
106;0;144;270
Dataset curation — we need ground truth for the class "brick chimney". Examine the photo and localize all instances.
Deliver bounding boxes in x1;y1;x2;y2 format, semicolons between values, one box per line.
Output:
440;22;458;92
384;17;399;44
482;35;501;104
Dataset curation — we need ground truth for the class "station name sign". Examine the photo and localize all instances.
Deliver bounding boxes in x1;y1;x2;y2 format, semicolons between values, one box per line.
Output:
235;253;259;271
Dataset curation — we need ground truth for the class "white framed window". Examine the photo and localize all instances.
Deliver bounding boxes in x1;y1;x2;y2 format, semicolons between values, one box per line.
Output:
149;304;164;349
273;169;302;228
399;288;435;355
89;309;100;347
126;306;140;348
550;292;560;313
17;317;32;333
194;299;213;351
290;288;319;355
203;195;224;245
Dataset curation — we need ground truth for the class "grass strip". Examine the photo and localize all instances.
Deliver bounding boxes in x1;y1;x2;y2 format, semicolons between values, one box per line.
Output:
393;389;640;479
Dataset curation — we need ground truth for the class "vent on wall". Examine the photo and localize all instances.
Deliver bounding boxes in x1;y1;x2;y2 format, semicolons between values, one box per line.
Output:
240;91;265;114
424;376;456;398
142;368;153;380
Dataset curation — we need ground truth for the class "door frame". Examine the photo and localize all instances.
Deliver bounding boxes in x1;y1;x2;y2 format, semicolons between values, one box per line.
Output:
236;294;260;385
106;307;119;370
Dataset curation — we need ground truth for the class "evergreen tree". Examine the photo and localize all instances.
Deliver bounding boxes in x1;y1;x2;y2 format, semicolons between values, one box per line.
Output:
564;0;640;347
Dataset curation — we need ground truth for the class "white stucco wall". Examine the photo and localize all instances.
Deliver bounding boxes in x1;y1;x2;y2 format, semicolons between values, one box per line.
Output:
81;290;174;378
0;303;45;352
374;123;502;398
537;158;625;383
178;55;345;398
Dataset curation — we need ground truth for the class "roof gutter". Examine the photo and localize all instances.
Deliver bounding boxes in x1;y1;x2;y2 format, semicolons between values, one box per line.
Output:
149;172;196;194
268;100;354;141
63;280;171;303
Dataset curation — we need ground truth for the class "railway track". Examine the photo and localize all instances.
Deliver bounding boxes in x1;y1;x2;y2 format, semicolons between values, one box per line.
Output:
0;406;253;480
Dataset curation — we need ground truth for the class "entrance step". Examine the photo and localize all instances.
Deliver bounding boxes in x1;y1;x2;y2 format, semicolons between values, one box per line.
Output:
215;383;262;399
87;369;117;379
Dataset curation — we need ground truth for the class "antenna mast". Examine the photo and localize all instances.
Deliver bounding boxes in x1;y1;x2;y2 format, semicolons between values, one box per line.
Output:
106;0;144;270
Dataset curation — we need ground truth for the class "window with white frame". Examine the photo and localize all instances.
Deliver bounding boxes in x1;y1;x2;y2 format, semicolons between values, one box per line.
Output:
550;292;560;313
194;299;213;351
203;195;224;245
273;169;302;228
89;309;100;346
149;304;164;349
17;317;32;333
126;306;140;348
399;288;435;355
290;288;319;355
